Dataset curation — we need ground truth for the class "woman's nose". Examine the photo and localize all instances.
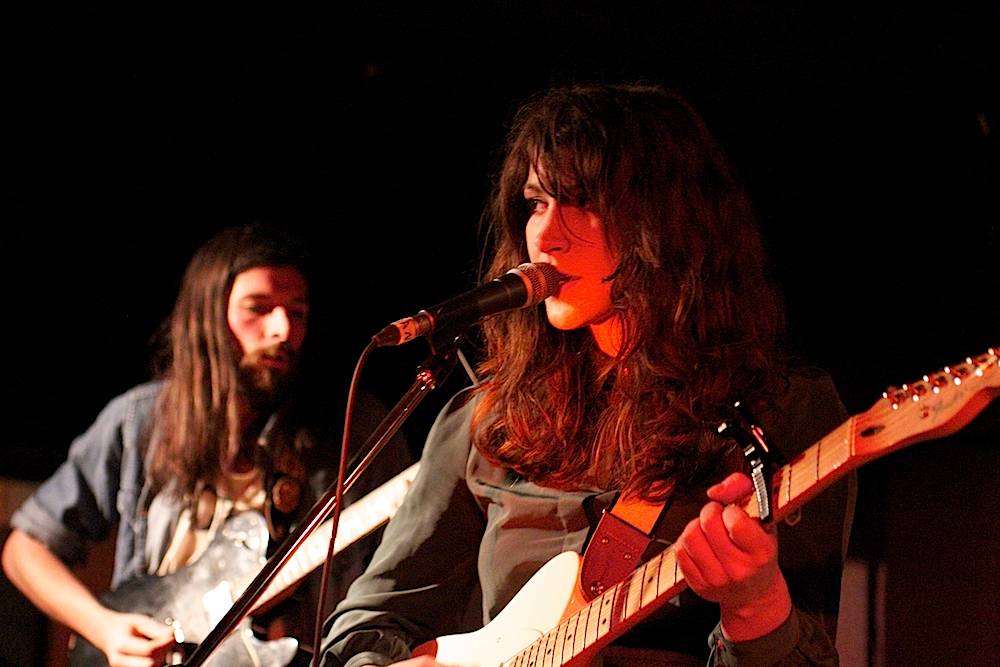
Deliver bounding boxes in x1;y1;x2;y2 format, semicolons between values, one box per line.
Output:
535;203;567;255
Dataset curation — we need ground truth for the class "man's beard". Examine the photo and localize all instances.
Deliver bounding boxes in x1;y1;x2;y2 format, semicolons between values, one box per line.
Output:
238;343;299;410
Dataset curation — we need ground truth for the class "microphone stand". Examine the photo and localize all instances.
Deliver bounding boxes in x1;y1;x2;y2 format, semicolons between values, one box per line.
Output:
180;336;461;666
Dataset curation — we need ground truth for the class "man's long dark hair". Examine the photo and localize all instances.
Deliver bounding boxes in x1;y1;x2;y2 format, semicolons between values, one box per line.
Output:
148;224;312;498
472;84;787;500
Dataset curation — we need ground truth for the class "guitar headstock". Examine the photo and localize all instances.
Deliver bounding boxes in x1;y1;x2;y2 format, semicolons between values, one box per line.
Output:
852;348;999;460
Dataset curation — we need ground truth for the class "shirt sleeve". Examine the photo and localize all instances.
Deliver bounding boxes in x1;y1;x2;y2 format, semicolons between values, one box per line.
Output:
708;608;838;666
9;391;134;565
320;390;486;666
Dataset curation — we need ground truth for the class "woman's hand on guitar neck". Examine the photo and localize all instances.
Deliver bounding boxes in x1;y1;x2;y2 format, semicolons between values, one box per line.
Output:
362;658;446;667
675;472;793;642
90;609;176;667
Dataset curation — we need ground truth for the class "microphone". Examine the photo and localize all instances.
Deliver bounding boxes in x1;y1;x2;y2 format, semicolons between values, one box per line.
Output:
372;262;566;347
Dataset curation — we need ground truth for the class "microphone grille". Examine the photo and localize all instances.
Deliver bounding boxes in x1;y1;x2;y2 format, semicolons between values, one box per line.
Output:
512;262;566;305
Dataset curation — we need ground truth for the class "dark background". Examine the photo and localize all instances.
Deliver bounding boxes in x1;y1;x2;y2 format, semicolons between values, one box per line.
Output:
2;3;997;665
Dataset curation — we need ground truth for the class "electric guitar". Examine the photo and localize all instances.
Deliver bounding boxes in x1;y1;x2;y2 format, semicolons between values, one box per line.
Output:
68;463;420;667
412;349;999;667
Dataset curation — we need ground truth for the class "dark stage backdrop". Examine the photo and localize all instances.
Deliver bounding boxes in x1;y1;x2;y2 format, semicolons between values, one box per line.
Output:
2;4;997;665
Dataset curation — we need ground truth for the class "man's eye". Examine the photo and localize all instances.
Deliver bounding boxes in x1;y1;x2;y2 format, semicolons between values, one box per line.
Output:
246;304;270;315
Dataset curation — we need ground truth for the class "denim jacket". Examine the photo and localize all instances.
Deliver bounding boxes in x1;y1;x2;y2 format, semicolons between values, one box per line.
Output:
11;380;412;609
10;381;162;588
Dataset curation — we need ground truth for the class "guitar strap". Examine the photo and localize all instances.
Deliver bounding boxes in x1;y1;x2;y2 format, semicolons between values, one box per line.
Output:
255;400;309;542
580;493;667;601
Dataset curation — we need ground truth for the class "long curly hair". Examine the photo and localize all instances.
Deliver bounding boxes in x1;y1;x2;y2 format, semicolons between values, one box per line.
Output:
148;223;312;498
471;84;787;500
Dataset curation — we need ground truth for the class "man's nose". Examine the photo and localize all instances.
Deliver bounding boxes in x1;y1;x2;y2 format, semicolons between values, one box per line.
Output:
266;307;291;341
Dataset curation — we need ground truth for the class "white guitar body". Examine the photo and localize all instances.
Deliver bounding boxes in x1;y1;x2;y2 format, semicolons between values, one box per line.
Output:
416;551;583;667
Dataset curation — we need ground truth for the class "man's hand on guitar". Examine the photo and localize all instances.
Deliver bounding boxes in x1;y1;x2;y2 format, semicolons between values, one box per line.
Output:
675;472;793;642
2;530;176;666
92;610;175;667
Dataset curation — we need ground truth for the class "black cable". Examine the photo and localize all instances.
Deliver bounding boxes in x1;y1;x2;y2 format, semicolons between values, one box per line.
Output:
309;338;376;667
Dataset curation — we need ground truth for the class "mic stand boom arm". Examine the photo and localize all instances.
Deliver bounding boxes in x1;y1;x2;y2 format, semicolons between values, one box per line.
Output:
181;343;460;666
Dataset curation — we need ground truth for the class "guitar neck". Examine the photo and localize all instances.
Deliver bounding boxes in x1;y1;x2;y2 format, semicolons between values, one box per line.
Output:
501;350;999;666
256;463;420;609
767;418;854;523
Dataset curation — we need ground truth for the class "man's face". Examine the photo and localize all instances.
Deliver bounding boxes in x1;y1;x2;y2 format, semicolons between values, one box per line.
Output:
227;265;309;402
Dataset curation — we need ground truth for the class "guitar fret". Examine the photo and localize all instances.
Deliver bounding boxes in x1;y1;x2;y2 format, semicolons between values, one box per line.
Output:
541;629;554;665
584;591;604;648
784;461;792;506
336;500;388;547
572;605;590;657
553;617;569;667
526;631;541;667
557;612;576;664
816;436;821;484
623;568;642;619
596;584;616;641
640;557;659;608
543;626;559;667
537;632;549;667
774;420;853;517
552;621;569;667
610;572;629;636
790;446;815;503
656;548;679;597
822;422;851;478
305;525;328;567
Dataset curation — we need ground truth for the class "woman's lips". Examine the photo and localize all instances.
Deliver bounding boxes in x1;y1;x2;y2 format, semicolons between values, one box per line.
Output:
548;274;579;298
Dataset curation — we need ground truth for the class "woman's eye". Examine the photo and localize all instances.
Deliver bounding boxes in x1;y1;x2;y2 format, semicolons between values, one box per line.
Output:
525;197;546;214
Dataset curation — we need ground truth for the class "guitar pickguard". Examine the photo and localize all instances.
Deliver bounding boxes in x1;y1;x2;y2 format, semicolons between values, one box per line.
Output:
69;512;298;667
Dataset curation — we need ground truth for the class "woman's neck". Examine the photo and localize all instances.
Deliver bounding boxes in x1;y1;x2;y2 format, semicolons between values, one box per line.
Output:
589;312;625;358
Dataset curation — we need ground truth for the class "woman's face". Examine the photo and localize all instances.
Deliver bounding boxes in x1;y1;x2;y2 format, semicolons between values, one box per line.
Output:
523;164;622;353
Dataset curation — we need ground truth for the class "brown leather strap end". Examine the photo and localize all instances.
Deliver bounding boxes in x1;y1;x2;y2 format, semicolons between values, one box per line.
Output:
580;510;654;601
